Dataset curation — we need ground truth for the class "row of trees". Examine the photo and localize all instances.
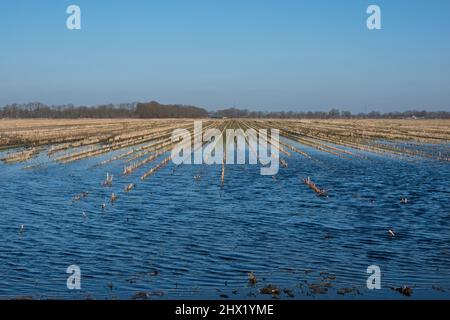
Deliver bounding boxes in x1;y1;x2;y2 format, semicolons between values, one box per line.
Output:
0;102;136;119
0;101;208;119
135;101;208;118
212;108;450;119
1;102;449;119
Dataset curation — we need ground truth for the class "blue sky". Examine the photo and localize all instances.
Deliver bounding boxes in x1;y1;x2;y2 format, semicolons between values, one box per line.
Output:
1;0;450;112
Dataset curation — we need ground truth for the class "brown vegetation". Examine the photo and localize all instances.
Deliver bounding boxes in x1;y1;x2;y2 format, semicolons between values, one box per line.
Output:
0;119;449;199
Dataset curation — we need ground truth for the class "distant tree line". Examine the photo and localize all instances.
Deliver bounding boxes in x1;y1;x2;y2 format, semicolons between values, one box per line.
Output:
135;101;208;118
211;108;450;119
0;101;208;119
1;102;449;119
0;102;136;119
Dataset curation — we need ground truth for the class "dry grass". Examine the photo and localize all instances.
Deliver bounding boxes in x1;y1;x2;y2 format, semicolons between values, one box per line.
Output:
1;119;449;191
1;118;448;208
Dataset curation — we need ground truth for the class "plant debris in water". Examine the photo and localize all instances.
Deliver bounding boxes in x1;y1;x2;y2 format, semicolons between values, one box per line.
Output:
260;284;280;295
392;286;413;297
247;272;257;285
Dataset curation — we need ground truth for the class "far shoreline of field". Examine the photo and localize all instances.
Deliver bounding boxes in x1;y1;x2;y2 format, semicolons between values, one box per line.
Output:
0;118;449;155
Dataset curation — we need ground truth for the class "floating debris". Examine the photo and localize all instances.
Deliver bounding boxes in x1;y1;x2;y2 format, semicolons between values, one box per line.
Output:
392;285;413;297
247;272;257;285
73;191;88;202
388;229;396;237
132;291;164;300
280;158;288;168
132;292;149;300
82;211;87;219
337;287;354;295
283;288;295;298
103;172;113;187
260;284;280;295
110;193;118;203
303;177;327;197
309;283;328;295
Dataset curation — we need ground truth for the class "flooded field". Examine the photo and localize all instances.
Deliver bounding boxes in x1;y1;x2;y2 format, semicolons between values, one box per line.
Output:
0;119;449;299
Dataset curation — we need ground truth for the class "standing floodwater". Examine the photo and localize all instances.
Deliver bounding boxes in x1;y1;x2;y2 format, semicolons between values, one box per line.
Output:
0;119;449;299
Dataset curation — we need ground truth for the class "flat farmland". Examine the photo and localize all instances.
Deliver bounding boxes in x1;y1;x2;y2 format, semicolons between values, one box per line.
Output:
0;118;449;299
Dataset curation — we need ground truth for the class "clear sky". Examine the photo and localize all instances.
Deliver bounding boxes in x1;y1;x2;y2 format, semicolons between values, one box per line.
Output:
1;0;450;112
